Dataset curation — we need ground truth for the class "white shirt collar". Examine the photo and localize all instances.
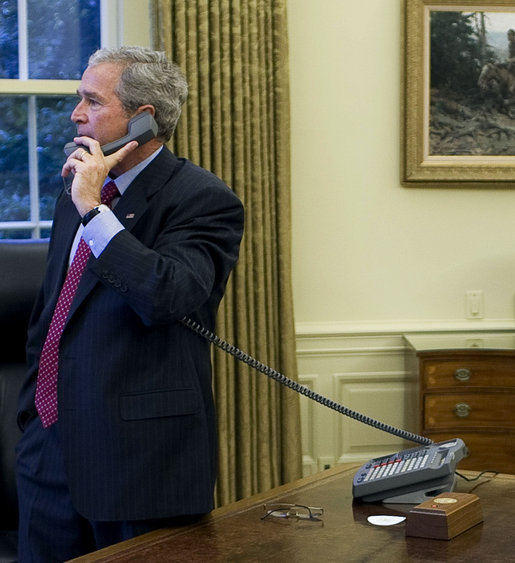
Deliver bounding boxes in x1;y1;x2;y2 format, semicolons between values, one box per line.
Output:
104;146;163;195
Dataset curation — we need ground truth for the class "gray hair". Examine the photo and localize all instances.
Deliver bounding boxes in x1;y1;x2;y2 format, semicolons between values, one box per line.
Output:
88;46;188;142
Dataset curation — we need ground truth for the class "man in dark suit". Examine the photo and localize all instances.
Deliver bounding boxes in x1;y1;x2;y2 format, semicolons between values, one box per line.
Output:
16;46;244;561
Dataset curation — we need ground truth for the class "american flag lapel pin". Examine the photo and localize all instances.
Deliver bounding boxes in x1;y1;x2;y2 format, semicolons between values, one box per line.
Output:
125;213;135;219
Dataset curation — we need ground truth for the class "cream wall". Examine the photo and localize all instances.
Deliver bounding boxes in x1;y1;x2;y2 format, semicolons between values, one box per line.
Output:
288;0;515;333
119;0;151;47
127;1;515;332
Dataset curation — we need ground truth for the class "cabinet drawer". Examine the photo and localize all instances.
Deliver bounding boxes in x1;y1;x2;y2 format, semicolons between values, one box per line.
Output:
424;393;515;430
422;357;515;389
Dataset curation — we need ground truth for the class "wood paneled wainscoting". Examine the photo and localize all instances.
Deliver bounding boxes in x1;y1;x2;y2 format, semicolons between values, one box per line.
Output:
296;329;418;477
296;326;515;478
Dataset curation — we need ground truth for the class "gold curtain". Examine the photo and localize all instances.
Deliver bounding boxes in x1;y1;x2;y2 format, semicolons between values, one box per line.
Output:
150;0;301;506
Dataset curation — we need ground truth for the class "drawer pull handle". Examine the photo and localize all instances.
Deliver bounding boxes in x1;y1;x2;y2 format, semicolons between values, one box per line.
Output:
454;403;472;418
454;368;471;382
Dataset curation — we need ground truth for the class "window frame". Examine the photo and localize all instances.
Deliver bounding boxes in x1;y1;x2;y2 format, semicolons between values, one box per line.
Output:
0;0;132;238
0;79;80;237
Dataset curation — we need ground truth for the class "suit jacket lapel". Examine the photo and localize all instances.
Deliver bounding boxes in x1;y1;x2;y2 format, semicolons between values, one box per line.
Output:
53;192;82;291
107;146;178;232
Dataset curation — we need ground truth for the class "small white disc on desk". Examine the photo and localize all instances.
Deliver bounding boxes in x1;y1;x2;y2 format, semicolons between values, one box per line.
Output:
367;515;406;527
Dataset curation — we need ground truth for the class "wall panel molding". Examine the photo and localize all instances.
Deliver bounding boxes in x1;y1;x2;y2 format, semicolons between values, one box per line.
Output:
296;323;515;476
296;320;515;339
297;330;409;476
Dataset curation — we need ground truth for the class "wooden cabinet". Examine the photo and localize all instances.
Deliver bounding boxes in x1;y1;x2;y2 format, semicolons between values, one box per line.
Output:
404;334;515;474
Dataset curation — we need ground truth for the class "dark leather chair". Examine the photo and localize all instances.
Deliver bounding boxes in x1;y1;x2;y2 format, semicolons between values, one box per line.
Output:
0;239;48;563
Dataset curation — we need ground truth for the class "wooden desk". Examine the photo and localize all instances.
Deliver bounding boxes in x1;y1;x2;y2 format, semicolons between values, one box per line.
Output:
71;464;515;562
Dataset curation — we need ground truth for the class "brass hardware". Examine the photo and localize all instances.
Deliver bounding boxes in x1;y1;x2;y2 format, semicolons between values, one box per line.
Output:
454;403;472;418
454;368;471;382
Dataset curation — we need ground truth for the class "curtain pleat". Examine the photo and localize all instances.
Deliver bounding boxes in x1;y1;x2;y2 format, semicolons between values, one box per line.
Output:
151;0;301;507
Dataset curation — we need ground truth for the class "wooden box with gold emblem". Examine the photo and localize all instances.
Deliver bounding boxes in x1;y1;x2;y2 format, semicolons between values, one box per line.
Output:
405;492;483;540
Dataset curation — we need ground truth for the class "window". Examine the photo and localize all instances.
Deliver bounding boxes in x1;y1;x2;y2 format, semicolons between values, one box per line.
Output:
0;0;102;239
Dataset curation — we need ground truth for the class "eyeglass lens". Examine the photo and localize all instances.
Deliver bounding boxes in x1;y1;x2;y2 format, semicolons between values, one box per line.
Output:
262;504;323;520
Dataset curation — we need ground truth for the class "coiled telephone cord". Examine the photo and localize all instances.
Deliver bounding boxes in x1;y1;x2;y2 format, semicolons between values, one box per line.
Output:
181;317;433;447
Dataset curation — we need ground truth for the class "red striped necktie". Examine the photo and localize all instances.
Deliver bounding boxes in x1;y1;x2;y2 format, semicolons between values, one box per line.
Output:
35;181;119;428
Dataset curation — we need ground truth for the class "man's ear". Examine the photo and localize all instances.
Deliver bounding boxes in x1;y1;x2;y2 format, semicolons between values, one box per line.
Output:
136;105;156;117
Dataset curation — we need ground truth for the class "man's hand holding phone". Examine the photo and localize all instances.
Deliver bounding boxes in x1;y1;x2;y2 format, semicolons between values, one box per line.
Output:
62;138;138;217
62;112;159;216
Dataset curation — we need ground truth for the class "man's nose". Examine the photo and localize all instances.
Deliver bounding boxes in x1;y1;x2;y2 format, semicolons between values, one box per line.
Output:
71;100;86;123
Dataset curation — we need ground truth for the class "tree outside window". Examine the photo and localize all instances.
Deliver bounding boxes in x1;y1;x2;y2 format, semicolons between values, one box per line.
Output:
0;0;101;238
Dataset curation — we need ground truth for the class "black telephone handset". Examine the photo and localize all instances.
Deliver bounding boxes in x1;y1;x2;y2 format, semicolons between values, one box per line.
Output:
63;112;158;157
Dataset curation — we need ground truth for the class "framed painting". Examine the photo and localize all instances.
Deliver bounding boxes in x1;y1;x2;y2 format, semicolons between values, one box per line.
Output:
403;0;515;187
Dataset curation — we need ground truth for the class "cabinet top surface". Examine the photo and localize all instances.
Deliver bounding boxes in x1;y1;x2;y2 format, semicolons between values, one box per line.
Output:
404;332;515;352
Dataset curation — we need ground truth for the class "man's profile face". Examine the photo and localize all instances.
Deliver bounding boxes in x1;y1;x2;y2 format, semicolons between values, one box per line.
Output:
71;62;131;148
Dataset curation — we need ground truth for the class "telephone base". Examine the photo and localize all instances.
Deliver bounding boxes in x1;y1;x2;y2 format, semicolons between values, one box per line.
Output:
352;439;467;504
381;474;456;504
358;472;457;504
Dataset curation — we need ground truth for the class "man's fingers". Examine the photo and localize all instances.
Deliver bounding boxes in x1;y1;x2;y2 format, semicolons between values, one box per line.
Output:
105;140;139;165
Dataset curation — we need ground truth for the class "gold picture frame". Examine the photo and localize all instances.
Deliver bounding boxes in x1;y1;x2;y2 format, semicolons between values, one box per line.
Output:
403;0;515;187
